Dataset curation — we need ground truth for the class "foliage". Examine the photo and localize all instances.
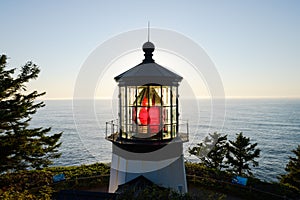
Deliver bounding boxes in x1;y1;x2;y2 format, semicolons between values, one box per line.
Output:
0;163;110;199
185;162;231;182
1;162;299;199
226;132;260;176
280;145;300;191
0;169;54;199
185;162;300;200
0;54;62;172
188;132;228;170
48;163;110;190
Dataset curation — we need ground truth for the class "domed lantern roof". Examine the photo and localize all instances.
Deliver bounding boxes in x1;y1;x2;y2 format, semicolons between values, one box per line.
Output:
114;41;182;86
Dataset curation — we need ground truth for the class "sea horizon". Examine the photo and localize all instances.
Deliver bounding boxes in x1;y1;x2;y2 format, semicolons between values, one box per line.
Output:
39;96;300;101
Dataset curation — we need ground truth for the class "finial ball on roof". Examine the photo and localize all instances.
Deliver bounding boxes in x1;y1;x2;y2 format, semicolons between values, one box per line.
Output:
142;41;155;52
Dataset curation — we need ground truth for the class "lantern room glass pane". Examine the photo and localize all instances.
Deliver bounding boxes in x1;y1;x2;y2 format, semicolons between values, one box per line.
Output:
162;86;170;106
136;86;147;106
128;86;136;106
127;124;133;138
120;86;126;138
149;86;162;106
163;107;171;124
172;124;177;138
163;125;171;139
121;105;126;138
136;107;145;125
120;86;125;107
172;86;177;106
172;107;177;123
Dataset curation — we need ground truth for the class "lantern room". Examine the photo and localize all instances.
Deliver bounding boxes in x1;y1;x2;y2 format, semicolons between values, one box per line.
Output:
106;41;188;152
119;83;178;140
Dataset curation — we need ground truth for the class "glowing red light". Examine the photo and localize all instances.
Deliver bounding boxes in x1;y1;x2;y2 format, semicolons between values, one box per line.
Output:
135;96;161;134
142;97;148;106
139;107;148;125
149;106;160;133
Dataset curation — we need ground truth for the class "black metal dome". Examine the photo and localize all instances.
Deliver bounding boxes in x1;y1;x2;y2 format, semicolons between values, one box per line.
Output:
114;42;182;86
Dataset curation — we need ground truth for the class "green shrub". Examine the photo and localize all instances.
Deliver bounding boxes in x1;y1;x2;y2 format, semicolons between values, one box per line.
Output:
0;163;110;199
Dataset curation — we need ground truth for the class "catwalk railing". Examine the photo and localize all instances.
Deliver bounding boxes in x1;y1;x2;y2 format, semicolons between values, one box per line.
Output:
105;119;189;143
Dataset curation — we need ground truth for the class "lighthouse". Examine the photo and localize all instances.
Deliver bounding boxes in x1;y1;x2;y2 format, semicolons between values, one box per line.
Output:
106;40;189;193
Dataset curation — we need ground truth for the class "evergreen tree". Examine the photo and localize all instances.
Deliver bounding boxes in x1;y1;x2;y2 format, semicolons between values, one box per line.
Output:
0;55;62;173
226;132;260;176
280;145;300;190
189;132;228;170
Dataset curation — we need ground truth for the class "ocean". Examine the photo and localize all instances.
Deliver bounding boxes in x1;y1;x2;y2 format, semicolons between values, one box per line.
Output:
31;98;300;182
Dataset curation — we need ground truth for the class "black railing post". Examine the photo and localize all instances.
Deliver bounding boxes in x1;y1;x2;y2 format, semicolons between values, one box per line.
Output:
105;122;108;138
187;121;189;141
111;120;114;140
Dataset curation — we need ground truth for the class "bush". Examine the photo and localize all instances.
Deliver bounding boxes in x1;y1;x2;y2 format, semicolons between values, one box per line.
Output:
0;163;110;199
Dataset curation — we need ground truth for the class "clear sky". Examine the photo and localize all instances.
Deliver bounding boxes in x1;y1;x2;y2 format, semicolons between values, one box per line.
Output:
1;0;300;99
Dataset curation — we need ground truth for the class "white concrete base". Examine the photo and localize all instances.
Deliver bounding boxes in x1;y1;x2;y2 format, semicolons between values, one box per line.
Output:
109;152;187;193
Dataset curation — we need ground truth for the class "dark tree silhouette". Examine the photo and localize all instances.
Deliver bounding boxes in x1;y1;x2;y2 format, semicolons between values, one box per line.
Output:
0;55;62;172
226;132;260;176
280;145;300;190
189;132;228;170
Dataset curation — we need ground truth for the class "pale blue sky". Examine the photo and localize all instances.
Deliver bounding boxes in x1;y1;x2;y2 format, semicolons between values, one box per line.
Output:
1;0;300;99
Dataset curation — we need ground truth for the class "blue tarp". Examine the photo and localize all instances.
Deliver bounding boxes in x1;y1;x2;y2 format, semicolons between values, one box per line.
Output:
53;173;66;183
232;176;248;186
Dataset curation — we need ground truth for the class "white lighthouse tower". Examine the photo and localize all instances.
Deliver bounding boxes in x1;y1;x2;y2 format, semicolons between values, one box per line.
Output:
106;41;188;193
